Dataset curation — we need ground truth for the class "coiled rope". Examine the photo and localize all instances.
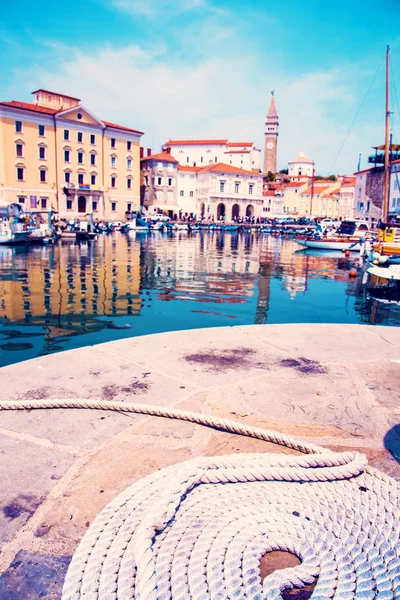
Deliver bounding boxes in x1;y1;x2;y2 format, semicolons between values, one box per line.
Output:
1;399;399;599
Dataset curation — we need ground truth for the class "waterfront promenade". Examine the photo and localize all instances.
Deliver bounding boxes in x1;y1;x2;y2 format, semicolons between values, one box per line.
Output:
0;323;399;598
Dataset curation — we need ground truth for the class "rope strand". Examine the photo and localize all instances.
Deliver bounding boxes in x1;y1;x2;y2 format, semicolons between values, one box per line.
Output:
1;398;398;599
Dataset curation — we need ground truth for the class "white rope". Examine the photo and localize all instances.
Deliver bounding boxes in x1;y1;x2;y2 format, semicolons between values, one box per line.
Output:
1;399;399;599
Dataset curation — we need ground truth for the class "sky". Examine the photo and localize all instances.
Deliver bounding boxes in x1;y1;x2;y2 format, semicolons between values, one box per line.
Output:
1;0;400;174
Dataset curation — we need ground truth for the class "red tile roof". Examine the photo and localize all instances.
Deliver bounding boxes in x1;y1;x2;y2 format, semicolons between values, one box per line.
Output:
102;120;143;134
165;139;228;146
141;152;179;164
0;100;143;135
0;100;58;114
178;165;203;172
226;142;253;147
284;182;305;188
263;190;276;196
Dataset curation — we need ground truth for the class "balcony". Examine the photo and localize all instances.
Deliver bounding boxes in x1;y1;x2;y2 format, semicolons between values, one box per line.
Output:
368;146;400;166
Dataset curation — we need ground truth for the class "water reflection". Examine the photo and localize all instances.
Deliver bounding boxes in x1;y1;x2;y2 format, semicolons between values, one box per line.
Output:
0;232;399;367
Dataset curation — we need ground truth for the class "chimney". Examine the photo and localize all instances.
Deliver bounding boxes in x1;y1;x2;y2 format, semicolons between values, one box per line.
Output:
140;147;144;159
147;148;152;157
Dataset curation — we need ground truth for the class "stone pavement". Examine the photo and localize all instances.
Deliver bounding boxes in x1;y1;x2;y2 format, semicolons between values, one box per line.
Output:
0;323;399;599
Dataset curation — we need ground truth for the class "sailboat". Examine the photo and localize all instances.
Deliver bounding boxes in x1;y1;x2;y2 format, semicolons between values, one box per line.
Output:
373;46;400;256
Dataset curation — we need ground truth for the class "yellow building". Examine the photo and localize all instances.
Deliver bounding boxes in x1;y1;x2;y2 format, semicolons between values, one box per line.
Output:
0;89;143;220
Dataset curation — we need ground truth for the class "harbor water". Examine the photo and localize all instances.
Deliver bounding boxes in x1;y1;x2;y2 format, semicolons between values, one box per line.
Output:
0;231;399;367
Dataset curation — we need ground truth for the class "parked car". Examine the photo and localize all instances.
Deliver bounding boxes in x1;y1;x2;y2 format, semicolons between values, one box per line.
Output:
320;218;339;228
151;213;170;222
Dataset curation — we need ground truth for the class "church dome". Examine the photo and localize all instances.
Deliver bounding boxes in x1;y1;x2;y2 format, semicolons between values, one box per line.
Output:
288;149;313;165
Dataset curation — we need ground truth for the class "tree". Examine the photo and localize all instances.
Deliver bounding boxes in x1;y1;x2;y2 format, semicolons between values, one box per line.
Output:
266;171;276;181
279;168;288;175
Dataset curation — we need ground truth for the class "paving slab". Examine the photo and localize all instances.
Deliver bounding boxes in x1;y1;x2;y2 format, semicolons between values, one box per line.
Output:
0;324;399;599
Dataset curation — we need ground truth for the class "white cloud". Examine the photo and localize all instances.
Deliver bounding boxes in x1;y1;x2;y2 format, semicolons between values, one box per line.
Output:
6;39;382;174
110;0;223;18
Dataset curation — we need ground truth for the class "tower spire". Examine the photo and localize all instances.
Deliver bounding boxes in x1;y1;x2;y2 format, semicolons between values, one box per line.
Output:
263;91;279;174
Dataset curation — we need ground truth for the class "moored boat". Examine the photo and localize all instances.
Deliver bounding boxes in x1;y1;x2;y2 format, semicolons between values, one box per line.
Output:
295;238;363;251
0;221;29;245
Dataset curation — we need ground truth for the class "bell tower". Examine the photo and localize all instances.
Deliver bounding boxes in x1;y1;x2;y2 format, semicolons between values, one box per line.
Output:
263;91;279;174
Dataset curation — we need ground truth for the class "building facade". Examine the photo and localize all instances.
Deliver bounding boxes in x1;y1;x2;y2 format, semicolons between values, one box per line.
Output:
140;151;179;217
162;139;261;172
196;163;264;220
0;89;143;220
263;93;279;174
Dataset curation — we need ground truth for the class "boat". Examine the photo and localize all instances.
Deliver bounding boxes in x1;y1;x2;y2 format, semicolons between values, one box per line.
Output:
126;217;150;232
0;220;29;245
172;223;189;231
295;238;363;251
366;258;400;303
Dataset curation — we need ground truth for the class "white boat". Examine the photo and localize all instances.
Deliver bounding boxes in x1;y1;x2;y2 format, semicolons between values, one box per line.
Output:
0;221;29;245
295;239;362;251
367;263;400;281
172;224;189;231
127;218;149;232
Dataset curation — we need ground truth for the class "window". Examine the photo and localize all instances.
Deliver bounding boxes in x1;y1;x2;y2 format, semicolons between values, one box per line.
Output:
127;141;132;151
92;201;98;211
235;182;240;193
111;156;116;168
90;153;96;166
215;156;218;162
38;124;45;137
15;121;22;133
78;151;84;164
90;134;96;145
180;190;184;197
367;201;371;212
77;132;83;143
64;171;71;183
157;177;162;185
64;129;69;141
64;149;70;162
187;157;190;163
111;176;116;188
249;184;254;195
168;178;172;186
17;167;24;181
16;143;23;157
66;199;72;210
41;198;47;209
39;146;46;160
201;157;203;163
111;138;116;148
78;173;84;185
91;174;96;185
127;203;132;212
220;181;225;192
40;169;47;183
127;178;132;189
111;202;117;211
127;158;132;169
190;191;194;197
17;196;25;205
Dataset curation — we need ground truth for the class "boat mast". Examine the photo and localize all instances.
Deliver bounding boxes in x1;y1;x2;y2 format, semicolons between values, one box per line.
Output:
383;45;390;223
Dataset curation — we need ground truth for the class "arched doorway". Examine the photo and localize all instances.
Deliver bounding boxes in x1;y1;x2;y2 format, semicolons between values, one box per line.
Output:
78;196;87;213
231;204;240;220
217;203;225;219
246;204;254;218
200;203;205;218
